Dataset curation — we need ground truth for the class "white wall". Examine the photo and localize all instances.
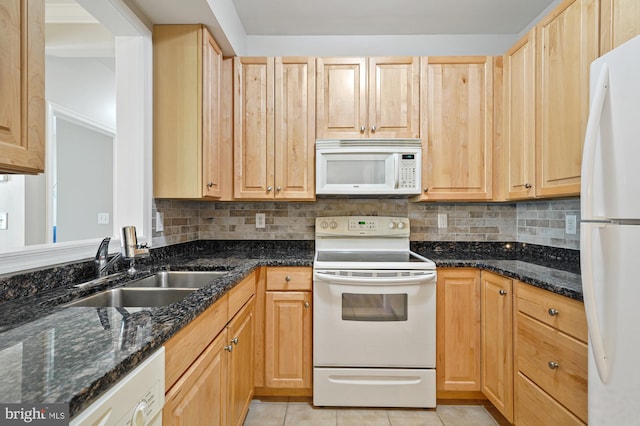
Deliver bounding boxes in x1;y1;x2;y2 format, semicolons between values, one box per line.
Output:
0;176;26;250
45;56;116;129
246;34;518;57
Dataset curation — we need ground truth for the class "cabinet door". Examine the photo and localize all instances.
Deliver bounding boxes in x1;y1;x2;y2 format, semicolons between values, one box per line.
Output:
274;57;316;200
163;329;229;426
227;298;255;426
420;57;493;201
368;57;420;138
316;57;367;139
481;272;514;423
234;57;275;199
202;30;222;198
0;0;45;174
436;268;481;392
600;0;640;54
535;0;599;197
265;291;312;389
504;30;536;200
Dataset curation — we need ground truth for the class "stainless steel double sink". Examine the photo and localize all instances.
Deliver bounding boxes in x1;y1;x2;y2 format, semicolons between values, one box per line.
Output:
65;271;228;308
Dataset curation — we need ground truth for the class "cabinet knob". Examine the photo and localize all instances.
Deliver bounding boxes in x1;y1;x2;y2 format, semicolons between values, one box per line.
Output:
360;126;366;132
304;301;310;308
524;183;532;189
499;289;508;296
548;361;559;370
371;125;377;132
276;186;282;191
423;188;429;193
267;186;273;192
207;181;214;188
225;345;233;352
548;308;559;316
285;276;291;281
231;337;239;345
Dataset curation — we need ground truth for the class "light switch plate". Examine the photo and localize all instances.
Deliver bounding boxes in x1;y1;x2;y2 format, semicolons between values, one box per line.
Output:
438;213;448;229
156;212;164;232
565;214;577;234
97;213;110;225
256;213;266;229
0;212;7;230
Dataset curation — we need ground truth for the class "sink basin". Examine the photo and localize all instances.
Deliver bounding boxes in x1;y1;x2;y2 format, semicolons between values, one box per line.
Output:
64;288;195;308
125;270;227;289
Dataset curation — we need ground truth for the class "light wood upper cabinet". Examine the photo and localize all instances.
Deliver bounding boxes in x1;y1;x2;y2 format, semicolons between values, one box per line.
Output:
535;0;599;198
153;24;225;199
234;57;315;200
419;57;493;201
600;0;640;54
316;57;420;139
0;0;45;174
436;268;482;394
481;271;514;423
504;30;536;200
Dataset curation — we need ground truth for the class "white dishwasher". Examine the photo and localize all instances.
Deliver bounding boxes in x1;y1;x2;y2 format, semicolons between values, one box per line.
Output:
70;348;164;426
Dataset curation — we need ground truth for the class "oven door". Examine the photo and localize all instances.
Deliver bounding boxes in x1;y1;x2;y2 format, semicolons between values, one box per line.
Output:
313;270;436;368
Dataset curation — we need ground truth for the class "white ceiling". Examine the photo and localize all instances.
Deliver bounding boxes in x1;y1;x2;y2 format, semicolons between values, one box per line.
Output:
231;0;555;36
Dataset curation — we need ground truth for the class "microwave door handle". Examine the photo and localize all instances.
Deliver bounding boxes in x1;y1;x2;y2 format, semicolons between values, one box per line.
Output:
394;154;400;189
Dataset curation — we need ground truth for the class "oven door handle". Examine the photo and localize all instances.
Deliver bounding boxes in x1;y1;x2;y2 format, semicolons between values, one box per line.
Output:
314;271;436;285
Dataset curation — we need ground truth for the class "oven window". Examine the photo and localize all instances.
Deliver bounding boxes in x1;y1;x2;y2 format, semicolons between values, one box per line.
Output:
341;293;408;321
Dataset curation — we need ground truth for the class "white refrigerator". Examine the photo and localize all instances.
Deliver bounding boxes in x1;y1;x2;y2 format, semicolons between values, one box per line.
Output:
581;34;640;425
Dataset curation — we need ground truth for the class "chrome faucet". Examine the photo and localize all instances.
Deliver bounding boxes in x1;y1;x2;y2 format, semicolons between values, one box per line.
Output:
94;237;122;277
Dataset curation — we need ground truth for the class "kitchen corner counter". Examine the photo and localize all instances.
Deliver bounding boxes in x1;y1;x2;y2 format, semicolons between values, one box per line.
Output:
0;240;580;418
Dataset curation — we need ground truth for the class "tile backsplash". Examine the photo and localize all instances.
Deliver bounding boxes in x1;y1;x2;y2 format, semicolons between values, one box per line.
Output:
153;198;580;250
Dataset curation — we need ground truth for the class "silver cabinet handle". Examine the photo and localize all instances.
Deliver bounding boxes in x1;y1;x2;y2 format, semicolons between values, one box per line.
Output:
360;126;366;132
267;186;273;192
225;345;233;352
304;301;310;308
499;289;508;295
548;308;559;316
231;337;239;345
371;125;377;132
207;181;214;188
285;276;291;281
276;186;282;191
524;183;532;189
548;361;559;370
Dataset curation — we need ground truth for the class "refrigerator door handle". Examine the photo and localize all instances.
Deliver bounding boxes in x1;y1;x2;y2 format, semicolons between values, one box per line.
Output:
582;222;610;383
581;62;610;219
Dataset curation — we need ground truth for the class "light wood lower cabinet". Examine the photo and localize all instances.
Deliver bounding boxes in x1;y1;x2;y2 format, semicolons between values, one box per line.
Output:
436;268;482;395
514;281;588;425
163;272;256;426
255;266;313;396
480;271;514;423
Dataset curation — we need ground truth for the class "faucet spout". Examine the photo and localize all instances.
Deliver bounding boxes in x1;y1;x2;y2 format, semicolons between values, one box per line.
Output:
95;237;122;277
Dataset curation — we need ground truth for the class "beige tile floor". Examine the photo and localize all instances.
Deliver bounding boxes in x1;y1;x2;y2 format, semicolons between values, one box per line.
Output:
243;399;501;426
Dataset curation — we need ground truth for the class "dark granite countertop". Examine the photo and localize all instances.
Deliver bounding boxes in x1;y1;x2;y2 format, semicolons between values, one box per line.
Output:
0;240;581;418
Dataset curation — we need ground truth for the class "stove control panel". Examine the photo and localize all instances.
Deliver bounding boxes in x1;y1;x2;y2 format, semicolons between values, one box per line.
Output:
316;216;410;237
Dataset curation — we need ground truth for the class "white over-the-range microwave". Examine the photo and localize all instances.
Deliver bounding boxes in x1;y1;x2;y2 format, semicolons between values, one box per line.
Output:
315;139;422;196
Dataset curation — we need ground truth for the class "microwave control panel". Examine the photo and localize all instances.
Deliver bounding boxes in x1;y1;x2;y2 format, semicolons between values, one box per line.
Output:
399;154;418;189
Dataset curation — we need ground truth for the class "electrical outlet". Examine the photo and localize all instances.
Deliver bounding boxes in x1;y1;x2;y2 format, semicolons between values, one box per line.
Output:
438;213;448;229
97;213;110;225
256;213;266;229
565;214;577;234
156;212;164;232
0;212;7;230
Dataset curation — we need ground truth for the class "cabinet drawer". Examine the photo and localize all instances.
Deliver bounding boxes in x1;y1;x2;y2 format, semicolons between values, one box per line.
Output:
517;313;587;422
266;267;312;291
515;372;585;426
516;282;587;342
228;272;256;318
